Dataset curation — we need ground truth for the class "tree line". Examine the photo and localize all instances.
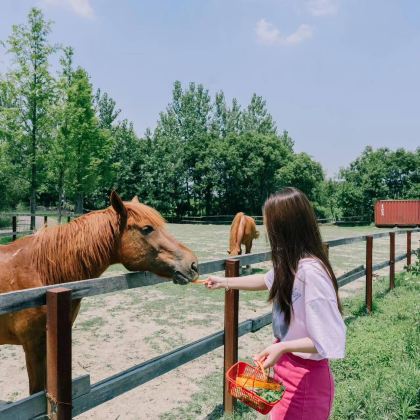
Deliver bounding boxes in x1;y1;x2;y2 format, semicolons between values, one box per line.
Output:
0;8;418;221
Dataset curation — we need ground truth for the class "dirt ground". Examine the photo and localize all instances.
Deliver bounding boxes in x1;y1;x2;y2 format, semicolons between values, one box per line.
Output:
0;224;418;419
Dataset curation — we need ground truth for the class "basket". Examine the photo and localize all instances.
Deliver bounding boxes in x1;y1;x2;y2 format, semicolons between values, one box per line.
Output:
226;361;285;415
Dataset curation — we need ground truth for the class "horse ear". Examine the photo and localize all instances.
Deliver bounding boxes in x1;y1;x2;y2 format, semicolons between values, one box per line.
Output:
131;195;140;204
110;191;127;219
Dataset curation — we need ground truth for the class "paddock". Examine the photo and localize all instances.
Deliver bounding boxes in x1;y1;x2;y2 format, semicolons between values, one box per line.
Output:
0;223;418;419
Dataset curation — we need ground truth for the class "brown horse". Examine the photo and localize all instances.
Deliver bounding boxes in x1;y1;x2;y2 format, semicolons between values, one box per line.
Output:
0;192;198;395
228;212;259;256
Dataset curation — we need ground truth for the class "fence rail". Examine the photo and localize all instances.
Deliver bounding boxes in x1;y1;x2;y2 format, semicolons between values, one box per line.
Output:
0;228;418;419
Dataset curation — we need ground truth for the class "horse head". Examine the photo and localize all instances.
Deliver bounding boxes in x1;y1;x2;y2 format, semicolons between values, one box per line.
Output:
110;192;199;284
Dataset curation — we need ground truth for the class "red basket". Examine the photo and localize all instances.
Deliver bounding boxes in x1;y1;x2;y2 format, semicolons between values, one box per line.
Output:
226;361;284;415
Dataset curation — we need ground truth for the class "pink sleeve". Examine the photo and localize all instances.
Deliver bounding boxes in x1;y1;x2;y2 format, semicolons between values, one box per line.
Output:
303;262;346;359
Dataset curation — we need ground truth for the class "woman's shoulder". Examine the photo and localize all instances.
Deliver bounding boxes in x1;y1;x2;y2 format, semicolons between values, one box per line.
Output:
297;257;328;276
297;258;336;297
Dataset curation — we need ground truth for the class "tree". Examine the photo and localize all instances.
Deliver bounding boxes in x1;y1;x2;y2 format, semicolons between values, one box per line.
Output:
94;88;121;129
65;68;111;213
336;146;420;220
241;93;277;135
4;7;56;223
45;46;74;221
275;152;325;208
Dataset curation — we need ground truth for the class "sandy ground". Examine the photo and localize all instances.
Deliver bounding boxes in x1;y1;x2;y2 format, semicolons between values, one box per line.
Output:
0;224;418;419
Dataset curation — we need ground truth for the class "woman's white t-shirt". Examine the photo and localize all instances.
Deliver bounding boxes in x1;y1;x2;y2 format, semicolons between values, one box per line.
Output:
265;258;346;360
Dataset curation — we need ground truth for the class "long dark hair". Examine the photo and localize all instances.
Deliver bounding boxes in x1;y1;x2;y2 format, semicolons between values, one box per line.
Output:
264;187;341;327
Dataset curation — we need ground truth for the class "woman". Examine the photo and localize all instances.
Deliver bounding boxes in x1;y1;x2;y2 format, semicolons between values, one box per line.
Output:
206;188;346;419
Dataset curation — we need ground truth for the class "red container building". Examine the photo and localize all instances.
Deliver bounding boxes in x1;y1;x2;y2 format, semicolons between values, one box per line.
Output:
375;200;420;227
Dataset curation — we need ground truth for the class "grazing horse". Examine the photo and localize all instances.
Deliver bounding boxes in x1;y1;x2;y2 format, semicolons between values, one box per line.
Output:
0;192;198;395
228;212;259;256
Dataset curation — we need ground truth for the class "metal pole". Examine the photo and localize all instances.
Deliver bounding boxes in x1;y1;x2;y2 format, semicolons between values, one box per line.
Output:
407;231;412;267
389;232;395;290
12;215;17;241
223;259;240;414
366;236;373;313
46;288;72;420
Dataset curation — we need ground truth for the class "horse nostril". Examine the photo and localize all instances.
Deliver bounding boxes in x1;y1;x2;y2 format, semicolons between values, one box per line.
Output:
191;262;198;273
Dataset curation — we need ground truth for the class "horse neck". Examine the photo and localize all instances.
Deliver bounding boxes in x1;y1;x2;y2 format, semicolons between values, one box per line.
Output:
32;210;120;285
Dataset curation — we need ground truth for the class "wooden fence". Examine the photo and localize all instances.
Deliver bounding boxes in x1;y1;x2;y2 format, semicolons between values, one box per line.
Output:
0;228;418;419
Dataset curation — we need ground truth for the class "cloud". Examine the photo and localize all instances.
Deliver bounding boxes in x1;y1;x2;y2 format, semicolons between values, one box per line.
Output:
256;19;313;46
306;0;338;16
40;0;94;19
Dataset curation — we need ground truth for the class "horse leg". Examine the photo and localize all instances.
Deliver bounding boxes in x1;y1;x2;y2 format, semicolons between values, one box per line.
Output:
22;334;46;394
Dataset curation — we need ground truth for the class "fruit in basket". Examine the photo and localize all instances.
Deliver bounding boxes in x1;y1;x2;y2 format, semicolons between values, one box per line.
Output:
235;376;281;390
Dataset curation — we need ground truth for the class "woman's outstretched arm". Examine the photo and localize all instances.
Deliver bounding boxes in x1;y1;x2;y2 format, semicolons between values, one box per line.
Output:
206;274;267;291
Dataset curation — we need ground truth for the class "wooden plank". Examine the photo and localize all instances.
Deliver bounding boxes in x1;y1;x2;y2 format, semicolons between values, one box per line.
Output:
366;236;373;313
0;230;33;238
0;271;168;315
372;260;390;272
327;236;366;247
0;375;90;420
224;259;239;414
337;265;366;288
46;288;72;420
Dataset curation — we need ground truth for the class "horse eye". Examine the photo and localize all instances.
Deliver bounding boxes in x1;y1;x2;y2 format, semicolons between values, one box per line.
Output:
140;225;154;235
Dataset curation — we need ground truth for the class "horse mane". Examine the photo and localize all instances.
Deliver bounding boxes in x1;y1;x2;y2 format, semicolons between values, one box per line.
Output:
32;202;166;286
229;212;245;252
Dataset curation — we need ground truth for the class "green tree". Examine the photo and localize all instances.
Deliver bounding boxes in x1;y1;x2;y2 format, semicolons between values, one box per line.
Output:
94;88;121;129
65;68;111;213
336;146;419;220
241;93;277;135
275;152;325;214
45;46;74;221
4;7;56;222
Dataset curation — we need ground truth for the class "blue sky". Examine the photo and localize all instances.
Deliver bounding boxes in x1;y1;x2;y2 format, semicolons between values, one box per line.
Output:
1;0;419;177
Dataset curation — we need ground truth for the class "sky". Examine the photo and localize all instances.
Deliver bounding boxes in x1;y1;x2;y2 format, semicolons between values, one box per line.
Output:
1;0;419;177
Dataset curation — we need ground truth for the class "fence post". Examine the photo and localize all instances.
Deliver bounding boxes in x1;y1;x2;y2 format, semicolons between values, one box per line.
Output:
323;242;330;258
224;259;240;414
44;215;48;226
30;212;35;231
67;216;71;223
389;232;395;290
366;236;373;313
407;231;412;267
12;215;17;241
47;288;72;420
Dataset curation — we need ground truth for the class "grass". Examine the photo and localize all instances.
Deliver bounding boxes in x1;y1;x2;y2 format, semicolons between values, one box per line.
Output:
159;271;420;420
331;271;419;420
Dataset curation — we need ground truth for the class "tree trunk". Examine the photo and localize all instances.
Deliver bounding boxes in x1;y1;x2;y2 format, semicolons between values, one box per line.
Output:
75;192;84;214
57;168;64;224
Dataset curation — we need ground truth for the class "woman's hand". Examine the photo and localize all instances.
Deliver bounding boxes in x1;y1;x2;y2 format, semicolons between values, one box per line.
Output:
254;342;285;369
205;275;227;289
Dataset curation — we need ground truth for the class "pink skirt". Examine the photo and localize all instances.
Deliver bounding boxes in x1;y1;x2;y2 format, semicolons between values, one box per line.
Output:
270;353;334;420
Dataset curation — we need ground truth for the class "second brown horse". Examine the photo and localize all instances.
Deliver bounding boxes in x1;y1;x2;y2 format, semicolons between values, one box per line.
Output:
228;212;260;256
